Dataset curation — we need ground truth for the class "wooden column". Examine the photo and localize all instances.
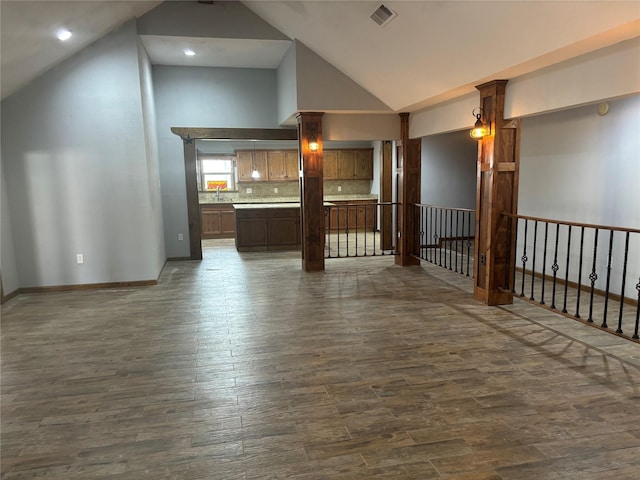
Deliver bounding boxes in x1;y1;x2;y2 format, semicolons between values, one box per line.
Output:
297;112;325;272
395;113;421;266
380;140;393;251
473;80;521;305
182;136;203;260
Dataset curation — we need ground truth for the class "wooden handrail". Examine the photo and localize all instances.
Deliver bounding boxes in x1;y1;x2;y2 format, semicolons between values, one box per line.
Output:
502;213;640;235
414;203;476;214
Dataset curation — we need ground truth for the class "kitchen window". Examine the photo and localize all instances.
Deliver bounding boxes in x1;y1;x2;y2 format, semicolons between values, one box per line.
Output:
197;156;236;191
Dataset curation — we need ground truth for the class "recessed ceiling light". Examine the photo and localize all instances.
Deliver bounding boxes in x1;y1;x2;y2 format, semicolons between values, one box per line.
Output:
184;49;196;57
56;29;72;41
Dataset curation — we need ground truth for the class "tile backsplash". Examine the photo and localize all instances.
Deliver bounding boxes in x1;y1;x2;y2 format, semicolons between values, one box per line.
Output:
200;179;373;203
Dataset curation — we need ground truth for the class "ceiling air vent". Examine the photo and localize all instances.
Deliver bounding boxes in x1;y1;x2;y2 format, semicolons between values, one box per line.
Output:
370;4;397;27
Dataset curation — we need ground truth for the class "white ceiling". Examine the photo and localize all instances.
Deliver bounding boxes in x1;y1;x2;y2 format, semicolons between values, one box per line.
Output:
2;1;639;109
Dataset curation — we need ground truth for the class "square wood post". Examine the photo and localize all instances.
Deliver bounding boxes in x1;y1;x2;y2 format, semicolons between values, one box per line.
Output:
181;136;203;260
395;113;421;266
473;80;521;305
297;112;325;272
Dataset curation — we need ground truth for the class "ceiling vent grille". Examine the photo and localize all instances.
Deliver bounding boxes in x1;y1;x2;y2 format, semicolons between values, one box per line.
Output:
370;4;397;27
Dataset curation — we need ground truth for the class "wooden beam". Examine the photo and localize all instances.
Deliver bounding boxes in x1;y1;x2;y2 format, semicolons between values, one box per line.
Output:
171;127;297;141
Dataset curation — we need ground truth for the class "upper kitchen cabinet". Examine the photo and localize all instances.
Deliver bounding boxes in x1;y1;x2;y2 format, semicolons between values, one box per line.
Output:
354;149;373;179
323;150;339;180
267;150;299;181
337;149;373;180
237;150;267;182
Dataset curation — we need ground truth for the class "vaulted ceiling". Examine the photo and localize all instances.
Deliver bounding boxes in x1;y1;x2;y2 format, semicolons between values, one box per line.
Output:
2;1;639;109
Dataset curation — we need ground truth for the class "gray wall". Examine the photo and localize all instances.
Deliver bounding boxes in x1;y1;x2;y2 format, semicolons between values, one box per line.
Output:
152;65;281;258
1;157;19;294
420;130;477;209
137;39;166;276
519;95;640;227
0;20;164;290
518;95;640;293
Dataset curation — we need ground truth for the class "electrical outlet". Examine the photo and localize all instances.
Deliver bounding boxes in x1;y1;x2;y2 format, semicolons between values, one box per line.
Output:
246;188;252;194
338;186;342;192
274;187;278;194
76;253;84;264
178;233;183;241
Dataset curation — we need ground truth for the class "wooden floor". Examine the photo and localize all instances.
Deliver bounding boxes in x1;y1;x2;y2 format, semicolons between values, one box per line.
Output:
2;240;640;479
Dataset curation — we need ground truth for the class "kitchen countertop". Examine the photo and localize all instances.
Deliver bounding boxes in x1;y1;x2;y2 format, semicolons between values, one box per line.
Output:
201;194;378;205
233;202;336;210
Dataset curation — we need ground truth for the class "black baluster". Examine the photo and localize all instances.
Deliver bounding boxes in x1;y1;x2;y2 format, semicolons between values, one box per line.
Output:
575;227;585;319
428;207;436;263
354;205;358;257
347;205;352;257
616;232;630;334
520;219;529;297
466;211;472;277
633;278;640;340
551;223;560;310
504;215;512;290
448;209;453;270
439;208;443;267
601;230;615;329
511;217;518;293
420;205;425;259
373;204;378;256
562;225;572;313
326;207;331;258
530;221;538;300
455;210;460;273
587;228;599;323
540;222;549;305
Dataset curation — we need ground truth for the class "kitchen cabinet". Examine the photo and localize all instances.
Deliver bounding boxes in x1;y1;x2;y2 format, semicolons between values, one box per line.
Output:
337;149;373;180
201;204;236;239
237;150;268;182
235;205;300;251
267;150;299;181
237;148;371;182
325;201;377;232
323;150;339;180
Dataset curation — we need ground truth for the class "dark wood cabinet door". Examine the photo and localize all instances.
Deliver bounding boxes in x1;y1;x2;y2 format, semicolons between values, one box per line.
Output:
220;210;236;235
201;210;222;236
201;205;236;239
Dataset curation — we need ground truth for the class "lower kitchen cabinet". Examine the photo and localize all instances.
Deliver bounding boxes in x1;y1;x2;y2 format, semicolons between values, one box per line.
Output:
201;204;236;239
326;201;377;232
235;206;300;251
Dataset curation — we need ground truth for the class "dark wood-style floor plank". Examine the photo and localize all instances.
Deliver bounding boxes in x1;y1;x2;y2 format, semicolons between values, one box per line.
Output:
2;239;639;479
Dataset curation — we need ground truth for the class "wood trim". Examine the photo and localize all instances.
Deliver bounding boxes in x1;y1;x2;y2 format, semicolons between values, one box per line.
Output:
171;127;300;263
167;256;194;261
171;127;298;141
1;288;20;305
8;280;158;297
503;213;640;234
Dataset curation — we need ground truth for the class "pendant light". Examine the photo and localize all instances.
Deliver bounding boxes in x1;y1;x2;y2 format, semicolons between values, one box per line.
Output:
251;141;260;179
